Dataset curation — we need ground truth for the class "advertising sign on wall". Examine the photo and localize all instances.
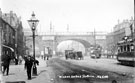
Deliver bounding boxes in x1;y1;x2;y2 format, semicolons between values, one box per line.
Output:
42;36;54;40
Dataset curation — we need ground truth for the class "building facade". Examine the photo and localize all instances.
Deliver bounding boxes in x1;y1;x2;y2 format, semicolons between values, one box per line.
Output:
0;16;16;59
106;33;114;55
106;18;134;57
0;9;25;61
113;19;133;44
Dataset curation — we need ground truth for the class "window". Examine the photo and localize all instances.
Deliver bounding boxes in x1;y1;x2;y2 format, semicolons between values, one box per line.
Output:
120;46;123;52
127;45;130;52
118;47;120;53
124;45;126;52
130;44;134;51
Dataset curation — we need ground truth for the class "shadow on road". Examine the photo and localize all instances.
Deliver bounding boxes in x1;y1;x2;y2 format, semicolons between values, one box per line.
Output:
38;69;46;75
31;76;36;79
6;81;26;83
8;73;15;75
3;73;15;76
114;62;135;67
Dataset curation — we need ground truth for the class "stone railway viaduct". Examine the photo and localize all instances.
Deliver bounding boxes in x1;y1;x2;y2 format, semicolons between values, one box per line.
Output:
25;32;107;56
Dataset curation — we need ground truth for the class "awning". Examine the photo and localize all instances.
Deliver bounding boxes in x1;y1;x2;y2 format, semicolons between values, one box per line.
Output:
2;44;14;52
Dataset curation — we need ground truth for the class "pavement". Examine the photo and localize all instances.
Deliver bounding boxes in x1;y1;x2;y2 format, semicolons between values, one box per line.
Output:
0;57;53;83
1;56;135;83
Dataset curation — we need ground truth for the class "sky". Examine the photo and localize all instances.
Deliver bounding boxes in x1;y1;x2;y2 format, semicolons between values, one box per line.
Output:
0;0;134;33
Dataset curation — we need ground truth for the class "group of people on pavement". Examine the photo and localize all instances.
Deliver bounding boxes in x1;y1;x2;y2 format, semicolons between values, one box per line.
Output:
1;53;39;80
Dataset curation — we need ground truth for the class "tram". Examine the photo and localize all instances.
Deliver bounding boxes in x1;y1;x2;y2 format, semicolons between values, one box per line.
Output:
117;36;135;65
90;45;102;59
65;50;83;60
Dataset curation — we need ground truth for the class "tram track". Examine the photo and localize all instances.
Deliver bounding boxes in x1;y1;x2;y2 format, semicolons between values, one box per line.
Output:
48;57;134;83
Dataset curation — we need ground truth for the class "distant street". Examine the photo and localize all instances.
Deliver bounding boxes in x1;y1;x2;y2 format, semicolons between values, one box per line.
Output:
47;56;135;83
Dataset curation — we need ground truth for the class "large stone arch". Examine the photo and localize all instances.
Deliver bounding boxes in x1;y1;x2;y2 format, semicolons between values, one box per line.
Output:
56;38;92;56
56;39;91;48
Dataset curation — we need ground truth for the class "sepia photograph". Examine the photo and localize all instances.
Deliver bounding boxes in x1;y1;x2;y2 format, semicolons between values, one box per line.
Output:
0;0;134;83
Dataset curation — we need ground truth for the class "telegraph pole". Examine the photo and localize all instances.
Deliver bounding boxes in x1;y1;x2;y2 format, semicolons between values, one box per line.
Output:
50;21;52;32
130;17;134;40
94;28;96;46
94;28;97;59
0;21;2;72
67;24;69;32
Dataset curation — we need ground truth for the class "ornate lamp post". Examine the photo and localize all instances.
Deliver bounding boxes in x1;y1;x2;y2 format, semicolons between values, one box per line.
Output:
28;12;39;75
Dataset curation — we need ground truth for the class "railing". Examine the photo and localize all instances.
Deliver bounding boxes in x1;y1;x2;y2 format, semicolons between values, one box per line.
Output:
37;32;107;36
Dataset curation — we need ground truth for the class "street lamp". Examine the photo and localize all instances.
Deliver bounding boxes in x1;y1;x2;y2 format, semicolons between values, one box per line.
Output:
28;12;39;75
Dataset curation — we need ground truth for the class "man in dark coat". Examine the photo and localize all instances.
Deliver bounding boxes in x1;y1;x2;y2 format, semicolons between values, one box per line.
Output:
2;54;11;76
24;56;33;80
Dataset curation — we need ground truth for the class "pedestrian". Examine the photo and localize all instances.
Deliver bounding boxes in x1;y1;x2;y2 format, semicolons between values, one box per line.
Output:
23;55;28;61
14;57;18;65
24;55;33;80
32;58;39;76
2;52;11;76
19;55;23;65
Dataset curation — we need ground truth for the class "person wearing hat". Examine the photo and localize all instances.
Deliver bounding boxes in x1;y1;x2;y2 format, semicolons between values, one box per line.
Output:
2;52;11;76
24;55;33;80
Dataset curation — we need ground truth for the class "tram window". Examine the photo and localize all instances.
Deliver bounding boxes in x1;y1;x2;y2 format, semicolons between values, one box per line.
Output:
127;45;130;52
130;45;134;51
120;46;123;52
124;45;126;52
118;47;120;52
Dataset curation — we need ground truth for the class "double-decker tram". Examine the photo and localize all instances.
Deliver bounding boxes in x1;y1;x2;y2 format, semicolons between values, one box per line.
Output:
117;36;135;65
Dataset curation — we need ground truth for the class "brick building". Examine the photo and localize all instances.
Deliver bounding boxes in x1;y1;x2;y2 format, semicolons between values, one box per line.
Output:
0;15;16;59
0;9;25;62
